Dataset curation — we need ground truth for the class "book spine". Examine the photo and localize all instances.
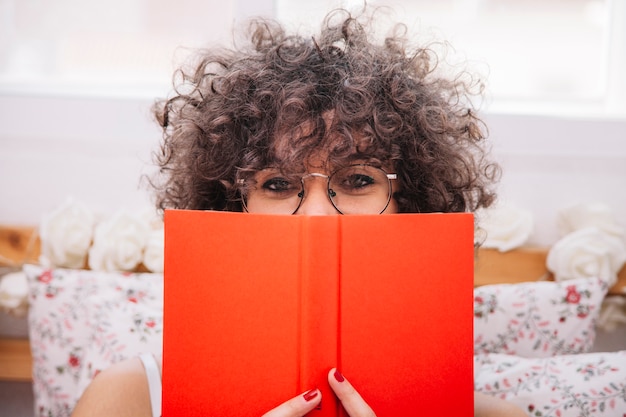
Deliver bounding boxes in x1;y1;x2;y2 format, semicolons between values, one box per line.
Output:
299;216;340;417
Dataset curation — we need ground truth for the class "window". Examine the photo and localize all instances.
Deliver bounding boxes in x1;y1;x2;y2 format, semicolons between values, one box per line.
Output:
0;0;240;97
276;0;626;116
0;0;624;116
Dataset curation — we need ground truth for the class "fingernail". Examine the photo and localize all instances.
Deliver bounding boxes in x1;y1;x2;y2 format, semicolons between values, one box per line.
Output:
303;388;319;402
333;369;345;382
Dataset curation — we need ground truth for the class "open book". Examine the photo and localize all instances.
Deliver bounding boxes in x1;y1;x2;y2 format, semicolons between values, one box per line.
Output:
162;211;474;416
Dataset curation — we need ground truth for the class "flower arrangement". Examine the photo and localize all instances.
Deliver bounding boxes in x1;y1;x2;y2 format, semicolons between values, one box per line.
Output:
472;201;626;333
546;227;626;286
87;210;151;272
478;203;534;252
478;201;626;288
1;199;625;329
39;197;95;269
548;203;626;333
39;197;164;273
548;203;626;287
557;202;624;238
1;198;165;316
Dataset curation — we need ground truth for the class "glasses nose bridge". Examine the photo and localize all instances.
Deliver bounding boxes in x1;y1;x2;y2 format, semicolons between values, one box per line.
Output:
299;172;331;194
296;172;336;208
301;172;330;182
294;172;341;214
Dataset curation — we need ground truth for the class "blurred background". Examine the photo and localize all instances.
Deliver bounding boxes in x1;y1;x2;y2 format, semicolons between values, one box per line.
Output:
1;0;625;245
1;2;625;416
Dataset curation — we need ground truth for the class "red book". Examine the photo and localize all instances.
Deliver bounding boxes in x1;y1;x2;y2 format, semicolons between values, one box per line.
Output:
162;211;474;416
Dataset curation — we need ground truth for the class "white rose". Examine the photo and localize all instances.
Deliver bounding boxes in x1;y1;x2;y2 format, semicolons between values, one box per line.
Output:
88;211;150;271
479;204;533;252
40;197;95;268
137;206;164;230
143;228;164;273
547;227;626;286
0;271;29;318
558;202;624;237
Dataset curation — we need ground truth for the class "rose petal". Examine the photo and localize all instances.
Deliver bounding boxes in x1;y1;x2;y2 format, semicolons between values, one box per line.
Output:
39;197;95;268
88;210;150;271
480;204;534;252
547;227;626;286
558;202;625;238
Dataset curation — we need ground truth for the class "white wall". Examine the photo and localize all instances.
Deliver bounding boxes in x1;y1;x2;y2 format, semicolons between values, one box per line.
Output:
2;0;625;247
485;112;626;246
0;94;159;220
1;93;625;247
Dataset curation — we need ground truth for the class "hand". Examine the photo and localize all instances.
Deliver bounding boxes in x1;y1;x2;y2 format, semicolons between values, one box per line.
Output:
260;388;321;417
327;368;376;417
261;368;376;417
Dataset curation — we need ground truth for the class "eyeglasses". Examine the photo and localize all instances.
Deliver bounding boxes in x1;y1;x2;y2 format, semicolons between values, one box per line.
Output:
239;164;397;215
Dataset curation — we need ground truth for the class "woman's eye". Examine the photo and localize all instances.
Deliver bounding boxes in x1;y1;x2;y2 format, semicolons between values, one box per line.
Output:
342;174;375;190
262;177;295;192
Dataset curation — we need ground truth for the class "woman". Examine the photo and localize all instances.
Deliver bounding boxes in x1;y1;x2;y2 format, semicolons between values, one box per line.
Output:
72;8;525;417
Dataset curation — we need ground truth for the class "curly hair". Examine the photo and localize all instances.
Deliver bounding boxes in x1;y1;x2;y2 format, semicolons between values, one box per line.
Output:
151;8;499;214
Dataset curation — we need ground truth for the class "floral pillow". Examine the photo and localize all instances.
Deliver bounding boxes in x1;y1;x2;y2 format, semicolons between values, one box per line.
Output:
24;264;163;417
475;351;626;416
474;277;609;358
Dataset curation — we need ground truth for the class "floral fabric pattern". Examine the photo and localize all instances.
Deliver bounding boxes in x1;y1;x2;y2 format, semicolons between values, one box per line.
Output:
474;277;610;358
23;263;623;417
24;264;163;417
475;351;626;416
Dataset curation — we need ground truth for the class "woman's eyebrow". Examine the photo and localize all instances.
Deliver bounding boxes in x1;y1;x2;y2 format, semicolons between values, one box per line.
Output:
336;157;380;166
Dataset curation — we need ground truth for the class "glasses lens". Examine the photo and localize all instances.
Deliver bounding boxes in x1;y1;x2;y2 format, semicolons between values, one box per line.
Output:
242;169;302;214
329;165;392;214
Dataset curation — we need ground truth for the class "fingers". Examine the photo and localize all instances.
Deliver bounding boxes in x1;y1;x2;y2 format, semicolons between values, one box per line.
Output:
261;369;376;417
261;388;322;417
328;368;376;417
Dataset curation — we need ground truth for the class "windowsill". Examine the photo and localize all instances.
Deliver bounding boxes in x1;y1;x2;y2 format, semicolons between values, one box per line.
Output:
0;80;171;101
484;99;626;121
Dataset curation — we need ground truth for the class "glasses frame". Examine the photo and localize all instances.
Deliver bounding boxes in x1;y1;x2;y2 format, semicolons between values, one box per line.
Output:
239;164;397;215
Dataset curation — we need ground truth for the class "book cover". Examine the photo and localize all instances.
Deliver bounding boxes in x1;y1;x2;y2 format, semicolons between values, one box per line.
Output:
162;211;474;416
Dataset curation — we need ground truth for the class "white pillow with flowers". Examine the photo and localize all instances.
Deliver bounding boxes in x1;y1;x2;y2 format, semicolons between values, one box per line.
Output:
475;351;626;416
474;277;610;358
24;264;163;417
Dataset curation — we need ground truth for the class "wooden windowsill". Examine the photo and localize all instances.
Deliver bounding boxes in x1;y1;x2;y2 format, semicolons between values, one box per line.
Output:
474;247;626;296
1;225;625;384
0;338;32;381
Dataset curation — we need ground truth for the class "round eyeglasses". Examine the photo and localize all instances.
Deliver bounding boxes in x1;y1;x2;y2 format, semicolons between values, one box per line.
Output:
239;164;397;215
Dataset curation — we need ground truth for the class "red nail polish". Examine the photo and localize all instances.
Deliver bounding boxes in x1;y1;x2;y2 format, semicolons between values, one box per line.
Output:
303;389;319;402
333;369;345;382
